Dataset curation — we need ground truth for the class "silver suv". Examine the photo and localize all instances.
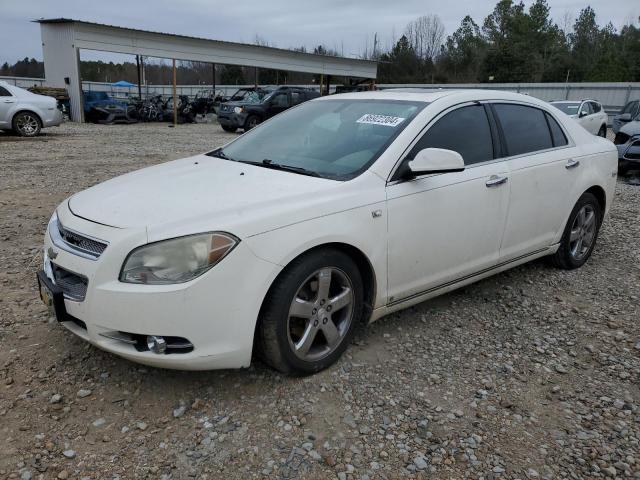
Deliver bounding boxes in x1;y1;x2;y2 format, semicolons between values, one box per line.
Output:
0;82;63;136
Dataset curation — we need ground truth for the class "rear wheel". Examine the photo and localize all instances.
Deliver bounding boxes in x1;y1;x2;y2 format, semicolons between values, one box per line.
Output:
221;124;237;133
549;192;602;270
257;249;364;375
12;112;41;137
597;125;607;137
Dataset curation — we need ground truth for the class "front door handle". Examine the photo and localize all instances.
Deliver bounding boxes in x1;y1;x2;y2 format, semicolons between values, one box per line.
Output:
565;159;580;169
486;175;508;187
1;99;16;103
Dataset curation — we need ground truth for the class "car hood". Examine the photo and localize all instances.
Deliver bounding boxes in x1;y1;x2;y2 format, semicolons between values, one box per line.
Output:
68;154;340;239
620;120;640;136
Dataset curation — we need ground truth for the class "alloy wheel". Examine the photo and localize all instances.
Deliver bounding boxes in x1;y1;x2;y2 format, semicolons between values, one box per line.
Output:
569;204;597;261
287;267;354;362
16;114;39;136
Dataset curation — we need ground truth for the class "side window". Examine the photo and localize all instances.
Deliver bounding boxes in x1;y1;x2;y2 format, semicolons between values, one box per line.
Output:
0;86;12;96
272;93;290;108
291;91;303;105
621;101;637;114
545;113;568;147
493;104;553;156
590;102;601;113
408;105;493;165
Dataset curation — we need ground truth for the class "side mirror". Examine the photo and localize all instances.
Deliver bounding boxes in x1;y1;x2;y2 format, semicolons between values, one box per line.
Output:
406;148;465;177
579;110;589;118
619;113;632;122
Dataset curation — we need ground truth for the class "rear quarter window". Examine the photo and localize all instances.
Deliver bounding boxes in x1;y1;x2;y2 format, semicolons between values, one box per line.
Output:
545;113;568;147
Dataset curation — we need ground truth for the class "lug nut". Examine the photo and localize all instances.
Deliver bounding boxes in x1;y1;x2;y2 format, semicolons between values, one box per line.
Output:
312;308;317;314
313;319;319;327
320;299;326;305
326;305;332;312
323;318;328;324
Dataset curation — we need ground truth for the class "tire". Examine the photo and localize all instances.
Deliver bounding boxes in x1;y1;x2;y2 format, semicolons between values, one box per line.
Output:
597;125;607;138
257;249;364;375
12;111;41;137
244;115;261;131
221;125;237;133
618;165;629;176
549;192;602;270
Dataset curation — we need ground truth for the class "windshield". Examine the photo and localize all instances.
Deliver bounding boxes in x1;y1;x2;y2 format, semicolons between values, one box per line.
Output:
230;89;271;103
552;102;580;114
211;99;425;180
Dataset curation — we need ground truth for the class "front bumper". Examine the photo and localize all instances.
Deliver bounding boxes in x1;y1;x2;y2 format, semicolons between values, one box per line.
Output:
616;138;640;166
217;111;248;129
41;202;282;370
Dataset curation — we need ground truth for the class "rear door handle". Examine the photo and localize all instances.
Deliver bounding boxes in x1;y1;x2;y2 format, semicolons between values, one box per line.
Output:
485;175;508;187
565;159;580;169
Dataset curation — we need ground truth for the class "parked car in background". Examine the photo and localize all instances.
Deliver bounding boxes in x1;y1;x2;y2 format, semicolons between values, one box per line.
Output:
83;91;135;124
614;118;640;175
217;86;320;132
39;90;617;374
0;81;63;136
612;100;640;134
550;99;608;137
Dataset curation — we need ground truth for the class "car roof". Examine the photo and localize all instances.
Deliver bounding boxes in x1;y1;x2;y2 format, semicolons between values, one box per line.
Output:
317;89;551;106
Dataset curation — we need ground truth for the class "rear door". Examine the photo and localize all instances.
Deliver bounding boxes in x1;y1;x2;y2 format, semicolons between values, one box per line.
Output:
493;103;576;261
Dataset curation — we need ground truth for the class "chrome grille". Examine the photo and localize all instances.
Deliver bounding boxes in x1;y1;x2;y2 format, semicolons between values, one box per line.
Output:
57;222;107;258
53;265;88;301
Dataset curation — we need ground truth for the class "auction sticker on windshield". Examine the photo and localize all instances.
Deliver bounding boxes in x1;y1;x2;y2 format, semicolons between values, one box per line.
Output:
356;114;405;127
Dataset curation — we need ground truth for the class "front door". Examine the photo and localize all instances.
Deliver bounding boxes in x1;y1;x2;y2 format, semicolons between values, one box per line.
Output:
0;86;16;129
386;104;510;304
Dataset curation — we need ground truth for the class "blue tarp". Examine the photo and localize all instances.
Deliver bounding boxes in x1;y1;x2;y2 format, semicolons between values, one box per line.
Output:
111;80;136;87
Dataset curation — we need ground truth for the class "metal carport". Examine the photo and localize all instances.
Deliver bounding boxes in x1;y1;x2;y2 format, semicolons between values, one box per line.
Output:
35;18;378;122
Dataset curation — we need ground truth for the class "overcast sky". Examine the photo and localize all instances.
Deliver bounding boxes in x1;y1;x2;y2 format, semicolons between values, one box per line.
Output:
1;0;638;65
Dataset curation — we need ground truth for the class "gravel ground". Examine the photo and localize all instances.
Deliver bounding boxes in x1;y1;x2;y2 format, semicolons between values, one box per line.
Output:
0;122;639;480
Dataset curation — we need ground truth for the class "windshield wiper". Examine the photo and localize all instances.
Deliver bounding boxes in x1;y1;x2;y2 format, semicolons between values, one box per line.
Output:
207;148;234;161
239;159;323;178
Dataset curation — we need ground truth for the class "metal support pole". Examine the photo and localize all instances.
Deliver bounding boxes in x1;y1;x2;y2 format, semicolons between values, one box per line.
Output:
326;75;331;95
319;74;324;96
172;59;177;127
255;67;258;88
135;55;142;100
212;63;216;94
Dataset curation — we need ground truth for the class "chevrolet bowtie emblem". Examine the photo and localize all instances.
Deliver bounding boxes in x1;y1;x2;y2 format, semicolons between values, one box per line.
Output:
47;246;58;260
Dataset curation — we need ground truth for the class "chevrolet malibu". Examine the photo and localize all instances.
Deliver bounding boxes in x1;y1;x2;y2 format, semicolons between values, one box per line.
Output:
38;90;617;374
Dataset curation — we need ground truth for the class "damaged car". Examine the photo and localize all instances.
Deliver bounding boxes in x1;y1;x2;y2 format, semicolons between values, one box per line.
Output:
614;118;640;175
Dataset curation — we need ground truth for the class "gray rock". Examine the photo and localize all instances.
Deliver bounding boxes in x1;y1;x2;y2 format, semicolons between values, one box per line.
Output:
50;394;63;404
76;389;92;398
62;449;76;459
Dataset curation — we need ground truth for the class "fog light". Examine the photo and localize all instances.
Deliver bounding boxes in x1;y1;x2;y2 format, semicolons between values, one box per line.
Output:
146;335;167;354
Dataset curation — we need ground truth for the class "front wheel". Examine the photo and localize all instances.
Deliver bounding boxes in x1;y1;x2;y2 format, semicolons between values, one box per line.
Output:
12;112;41;137
257;249;364;375
221;124;237;133
549;192;602;270
244;115;261;131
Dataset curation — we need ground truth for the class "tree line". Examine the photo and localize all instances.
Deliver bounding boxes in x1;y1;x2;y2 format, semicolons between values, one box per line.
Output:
376;1;640;83
1;0;638;85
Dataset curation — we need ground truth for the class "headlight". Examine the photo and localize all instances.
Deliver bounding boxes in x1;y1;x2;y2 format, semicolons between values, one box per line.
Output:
233;106;244;114
120;232;239;285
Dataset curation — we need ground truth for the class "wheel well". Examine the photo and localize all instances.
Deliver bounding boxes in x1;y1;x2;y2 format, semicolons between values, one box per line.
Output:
585;185;606;214
12;110;42;126
259;243;377;324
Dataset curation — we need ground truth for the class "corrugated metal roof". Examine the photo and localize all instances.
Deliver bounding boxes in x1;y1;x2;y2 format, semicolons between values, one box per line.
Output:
33;18;376;66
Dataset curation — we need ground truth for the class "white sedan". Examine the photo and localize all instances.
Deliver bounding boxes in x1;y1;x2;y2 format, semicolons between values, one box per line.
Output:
38;90;617;374
550;99;608;137
0;81;63;136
